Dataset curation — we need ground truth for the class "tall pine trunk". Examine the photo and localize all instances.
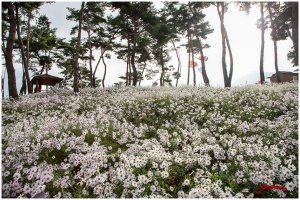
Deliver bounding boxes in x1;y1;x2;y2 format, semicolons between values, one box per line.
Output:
139;62;147;86
268;5;281;82
187;31;191;85
73;2;84;92
4;2;18;99
224;28;233;85
93;48;104;87
171;40;182;87
19;69;26;95
128;59;132;85
25;11;33;93
102;54;107;88
87;28;93;87
125;21;130;86
217;2;230;87
40;62;46;74
126;57;132;86
188;3;210;86
259;2;265;84
191;37;196;86
273;40;280;82
126;34;131;86
196;35;210;86
16;5;27;94
160;47;165;86
131;34;138;86
129;4;138;86
126;58;129;86
291;2;298;66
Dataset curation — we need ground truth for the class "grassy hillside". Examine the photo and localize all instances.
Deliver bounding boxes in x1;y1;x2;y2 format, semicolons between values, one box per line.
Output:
2;83;298;198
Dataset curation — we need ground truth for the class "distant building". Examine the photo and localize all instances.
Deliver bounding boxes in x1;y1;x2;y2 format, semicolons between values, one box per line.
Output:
268;71;298;83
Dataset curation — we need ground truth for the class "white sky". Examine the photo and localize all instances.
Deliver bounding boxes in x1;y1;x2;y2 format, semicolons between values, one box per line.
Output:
2;1;295;96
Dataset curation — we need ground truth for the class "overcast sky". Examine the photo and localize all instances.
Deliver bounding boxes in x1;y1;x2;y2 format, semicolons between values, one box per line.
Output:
2;1;295;97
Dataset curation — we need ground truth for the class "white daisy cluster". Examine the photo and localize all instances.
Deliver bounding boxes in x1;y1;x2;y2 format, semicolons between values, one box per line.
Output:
2;83;298;198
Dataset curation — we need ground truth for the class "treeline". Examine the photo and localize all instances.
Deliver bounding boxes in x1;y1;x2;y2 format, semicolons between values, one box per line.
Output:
2;2;298;99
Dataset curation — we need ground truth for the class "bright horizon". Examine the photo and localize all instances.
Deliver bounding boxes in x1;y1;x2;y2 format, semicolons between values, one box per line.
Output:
2;1;295;97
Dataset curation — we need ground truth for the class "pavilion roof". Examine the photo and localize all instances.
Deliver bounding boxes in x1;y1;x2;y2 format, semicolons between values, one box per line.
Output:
30;74;63;86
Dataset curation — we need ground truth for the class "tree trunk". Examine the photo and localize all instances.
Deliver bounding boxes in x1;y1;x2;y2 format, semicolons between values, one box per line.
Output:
286;28;293;41
160;47;165;86
73;2;85;92
16;4;32;94
102;54;107;88
2;76;5;99
126;57;131;86
126;35;131;86
126;58;129;86
131;34;138;86
128;58;132;85
4;2;18;99
224;28;233;85
19;57;26;95
268;5;281;82
92;43;115;87
139;62;147;86
259;2;265;84
291;2;298;66
40;62;46;75
25;11;33;93
16;4;28;94
217;2;230;87
191;37;196;86
188;3;210;87
125;21;130;86
273;40;281;82
171;39;182;87
87;28;93;87
187;30;191;86
19;69;26;95
196;35;210;86
93;49;104;87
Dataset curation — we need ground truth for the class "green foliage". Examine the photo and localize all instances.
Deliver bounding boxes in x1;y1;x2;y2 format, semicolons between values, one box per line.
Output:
100;122;127;154
38;145;69;165
55;38;90;86
28;15;60;74
84;132;95;146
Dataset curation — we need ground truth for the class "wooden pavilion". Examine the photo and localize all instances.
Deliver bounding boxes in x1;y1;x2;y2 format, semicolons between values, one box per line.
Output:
30;74;63;93
267;71;298;83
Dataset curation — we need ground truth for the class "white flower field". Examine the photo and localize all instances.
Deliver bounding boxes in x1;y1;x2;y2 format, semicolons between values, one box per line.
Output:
2;83;298;198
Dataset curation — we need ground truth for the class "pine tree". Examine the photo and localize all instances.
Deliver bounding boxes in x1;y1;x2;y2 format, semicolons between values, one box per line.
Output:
258;2;266;84
16;2;43;94
2;2;18;99
267;2;281;82
111;2;157;86
67;2;110;87
273;2;298;68
214;2;234;87
151;17;174;86
188;2;213;86
73;2;84;92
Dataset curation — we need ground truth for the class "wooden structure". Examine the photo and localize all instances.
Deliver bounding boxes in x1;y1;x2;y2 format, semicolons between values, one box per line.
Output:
268;71;298;83
30;74;63;93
